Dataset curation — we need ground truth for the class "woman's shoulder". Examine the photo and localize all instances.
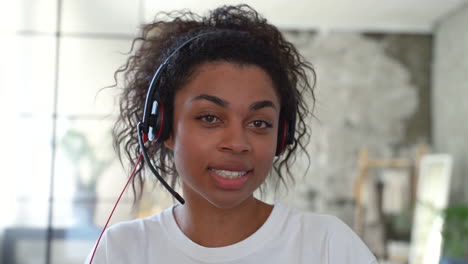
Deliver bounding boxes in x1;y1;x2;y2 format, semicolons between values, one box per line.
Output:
86;206;175;263
280;202;347;231
282;203;366;243
278;202;377;263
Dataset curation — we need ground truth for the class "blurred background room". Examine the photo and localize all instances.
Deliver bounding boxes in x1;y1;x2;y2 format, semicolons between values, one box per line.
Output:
1;0;467;263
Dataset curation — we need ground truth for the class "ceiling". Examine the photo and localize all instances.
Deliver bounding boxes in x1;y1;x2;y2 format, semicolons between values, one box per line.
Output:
148;0;468;33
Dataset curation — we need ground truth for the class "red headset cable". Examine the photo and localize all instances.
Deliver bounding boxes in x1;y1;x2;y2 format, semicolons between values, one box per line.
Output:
89;152;143;264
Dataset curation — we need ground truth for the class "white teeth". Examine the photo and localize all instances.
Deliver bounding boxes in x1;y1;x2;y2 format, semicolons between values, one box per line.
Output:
210;168;248;179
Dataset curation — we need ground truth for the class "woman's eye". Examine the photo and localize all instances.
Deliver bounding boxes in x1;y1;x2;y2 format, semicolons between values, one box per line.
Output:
249;120;272;129
198;115;220;124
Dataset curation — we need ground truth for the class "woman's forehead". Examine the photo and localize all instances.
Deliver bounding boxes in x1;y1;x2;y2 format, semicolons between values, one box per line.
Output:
175;62;281;106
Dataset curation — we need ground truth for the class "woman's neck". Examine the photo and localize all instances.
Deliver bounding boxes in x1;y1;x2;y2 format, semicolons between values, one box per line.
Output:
173;195;273;247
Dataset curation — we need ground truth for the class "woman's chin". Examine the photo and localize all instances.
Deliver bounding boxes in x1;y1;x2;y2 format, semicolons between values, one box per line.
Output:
204;193;254;210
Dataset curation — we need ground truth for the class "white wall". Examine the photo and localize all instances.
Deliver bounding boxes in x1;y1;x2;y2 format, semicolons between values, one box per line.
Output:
433;3;468;203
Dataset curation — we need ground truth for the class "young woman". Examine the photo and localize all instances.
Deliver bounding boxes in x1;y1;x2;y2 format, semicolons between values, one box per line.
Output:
87;4;377;264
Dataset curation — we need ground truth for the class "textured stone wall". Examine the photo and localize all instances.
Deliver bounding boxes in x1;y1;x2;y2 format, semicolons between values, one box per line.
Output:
433;3;468;203
265;31;432;225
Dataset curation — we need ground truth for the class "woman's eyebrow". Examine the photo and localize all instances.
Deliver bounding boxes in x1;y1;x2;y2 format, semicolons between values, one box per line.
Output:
250;100;277;112
191;94;228;107
191;94;277;112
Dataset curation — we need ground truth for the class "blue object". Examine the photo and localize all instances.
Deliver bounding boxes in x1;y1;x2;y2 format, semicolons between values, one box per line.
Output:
440;256;468;264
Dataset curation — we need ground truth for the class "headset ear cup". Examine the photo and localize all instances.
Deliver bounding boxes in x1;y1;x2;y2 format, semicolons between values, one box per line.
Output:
275;120;288;156
154;102;165;142
148;101;165;142
157;102;173;143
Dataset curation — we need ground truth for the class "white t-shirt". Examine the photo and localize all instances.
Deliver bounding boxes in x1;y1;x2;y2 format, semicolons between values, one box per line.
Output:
86;202;377;263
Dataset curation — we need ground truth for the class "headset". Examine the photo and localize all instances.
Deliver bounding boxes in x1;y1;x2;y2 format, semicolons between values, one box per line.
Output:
136;31;296;204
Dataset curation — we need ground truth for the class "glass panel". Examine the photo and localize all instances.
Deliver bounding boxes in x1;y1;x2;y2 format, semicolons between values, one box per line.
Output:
1;201;49;264
52;199;135;232
4;117;53;200
52;117;137;263
57;37;131;116
11;201;50;228
1;117;52;262
15;0;57;33
51;237;95;264
61;0;140;35
50;200;135;263
54;118;129;200
14;35;56;116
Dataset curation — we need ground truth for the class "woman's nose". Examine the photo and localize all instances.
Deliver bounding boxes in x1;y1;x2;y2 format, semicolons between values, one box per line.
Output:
218;123;252;154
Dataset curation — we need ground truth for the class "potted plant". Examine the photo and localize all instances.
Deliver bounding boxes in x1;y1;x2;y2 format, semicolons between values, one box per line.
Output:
61;129;112;225
440;205;468;264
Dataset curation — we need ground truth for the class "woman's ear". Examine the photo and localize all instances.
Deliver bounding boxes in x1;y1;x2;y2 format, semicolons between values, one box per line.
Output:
164;135;174;150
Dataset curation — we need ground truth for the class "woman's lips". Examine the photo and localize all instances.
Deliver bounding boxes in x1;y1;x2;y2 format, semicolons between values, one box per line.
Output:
208;168;252;190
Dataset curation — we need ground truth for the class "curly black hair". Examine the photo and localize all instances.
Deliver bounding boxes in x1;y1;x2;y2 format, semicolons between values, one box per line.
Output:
112;4;316;202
